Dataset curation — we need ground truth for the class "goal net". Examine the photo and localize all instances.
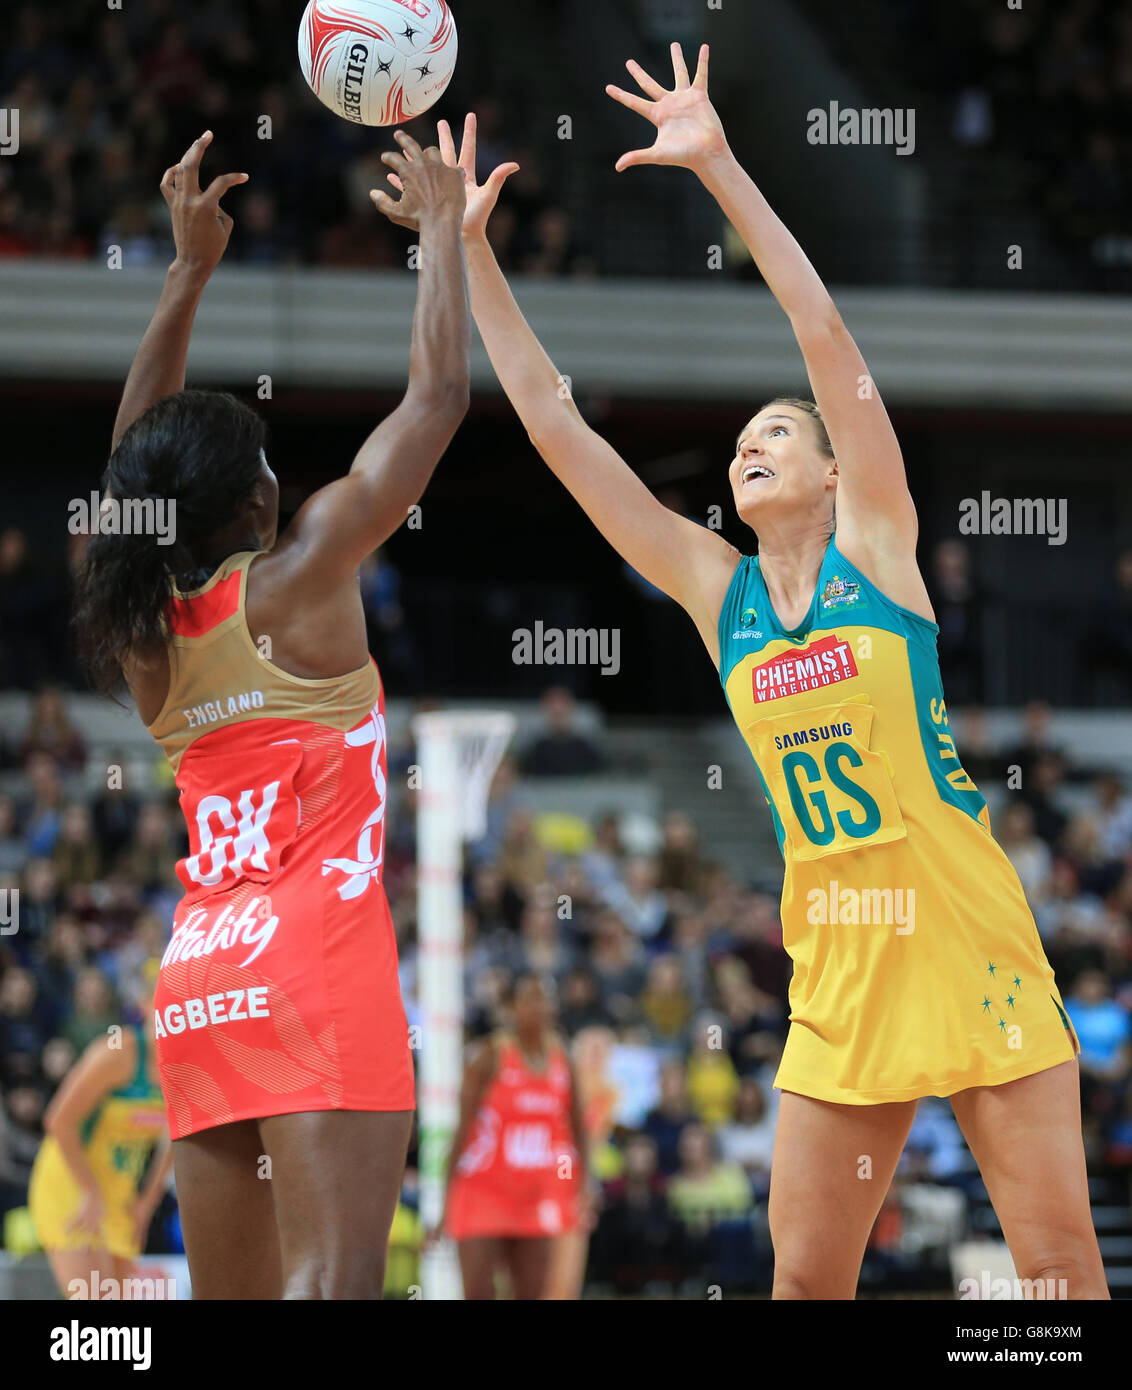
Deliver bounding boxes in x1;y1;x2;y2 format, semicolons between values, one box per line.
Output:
412;709;516;1300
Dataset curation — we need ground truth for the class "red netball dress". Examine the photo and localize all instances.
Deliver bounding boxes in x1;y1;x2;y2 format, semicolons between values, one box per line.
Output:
447;1035;579;1240
145;551;414;1139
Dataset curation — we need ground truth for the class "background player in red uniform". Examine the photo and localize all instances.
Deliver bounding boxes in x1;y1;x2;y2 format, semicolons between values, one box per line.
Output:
73;129;468;1298
441;973;590;1299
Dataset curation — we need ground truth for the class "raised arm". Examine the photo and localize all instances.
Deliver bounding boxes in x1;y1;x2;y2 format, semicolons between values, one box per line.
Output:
419;114;740;663
273;131;470;578
607;45;919;570
112;131;247;449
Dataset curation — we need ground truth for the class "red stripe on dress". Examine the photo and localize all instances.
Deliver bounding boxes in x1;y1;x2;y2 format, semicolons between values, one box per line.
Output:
166;571;242;638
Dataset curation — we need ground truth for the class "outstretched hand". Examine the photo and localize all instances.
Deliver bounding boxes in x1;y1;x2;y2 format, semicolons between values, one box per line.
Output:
160;130;248;276
381;113;518;241
605;42;728;173
371;129;467;231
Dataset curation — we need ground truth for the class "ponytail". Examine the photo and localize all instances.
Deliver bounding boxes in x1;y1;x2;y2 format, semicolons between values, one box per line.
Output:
73;390;267;696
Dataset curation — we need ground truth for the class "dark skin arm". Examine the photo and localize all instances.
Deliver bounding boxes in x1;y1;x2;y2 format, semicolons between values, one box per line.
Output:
125;129;469;719
112;130;247;450
267;130;470;585
430;1036;498;1242
564;1051;597;1232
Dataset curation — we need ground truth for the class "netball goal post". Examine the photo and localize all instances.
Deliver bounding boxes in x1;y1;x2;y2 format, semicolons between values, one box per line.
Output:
412;709;516;1300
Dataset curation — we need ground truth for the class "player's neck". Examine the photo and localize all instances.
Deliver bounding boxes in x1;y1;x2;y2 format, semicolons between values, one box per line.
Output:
515;1032;549;1067
755;519;833;616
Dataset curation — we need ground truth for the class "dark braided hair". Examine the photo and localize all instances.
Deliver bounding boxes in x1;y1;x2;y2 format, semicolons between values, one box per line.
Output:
73;390;267;696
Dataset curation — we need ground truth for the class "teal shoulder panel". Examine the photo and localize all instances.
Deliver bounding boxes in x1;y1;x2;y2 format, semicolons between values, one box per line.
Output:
905;636;989;825
815;541;937;643
716;555;763;684
116;1024;155;1100
825;543;986;823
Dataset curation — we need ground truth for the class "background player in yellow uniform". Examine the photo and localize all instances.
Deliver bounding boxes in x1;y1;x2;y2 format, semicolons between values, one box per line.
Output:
29;985;171;1299
384;45;1109;1298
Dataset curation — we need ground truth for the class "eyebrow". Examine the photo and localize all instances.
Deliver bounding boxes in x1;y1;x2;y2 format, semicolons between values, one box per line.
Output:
737;415;794;449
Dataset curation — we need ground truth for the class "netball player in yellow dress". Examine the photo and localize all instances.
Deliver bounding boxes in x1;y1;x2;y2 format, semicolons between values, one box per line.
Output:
383;44;1109;1298
29;981;171;1298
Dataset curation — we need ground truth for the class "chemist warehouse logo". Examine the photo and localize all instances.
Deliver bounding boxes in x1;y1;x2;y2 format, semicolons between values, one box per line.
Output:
752;634;858;702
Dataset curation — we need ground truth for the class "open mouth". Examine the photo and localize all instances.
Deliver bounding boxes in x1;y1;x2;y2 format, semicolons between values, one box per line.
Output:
742;464;776;484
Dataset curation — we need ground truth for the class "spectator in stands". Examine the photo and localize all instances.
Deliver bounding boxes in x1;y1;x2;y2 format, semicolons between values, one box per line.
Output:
589;910;646;1024
726;891;790;1011
117;801;182;899
1062;809;1126;899
714;957;785;1072
1064;968;1132;1126
0;528;62;690
602;855;668;944
1081;549;1132;702
639;954;694;1048
900;1095;972;1183
558;968;613;1034
580;812;625;894
16;752;65;858
508;899;577;984
997;801;1052;908
668;907;711;1009
1091;772;1132;861
19;687;86;773
950;705;1002;787
1019;752;1071;849
468;860;522;939
927;540;984;704
14;858;59;954
1001;700;1063;787
590;1132;680;1295
643;1060;697;1176
59;966;117;1055
358;548;418;688
520;206;593;279
518;687;607;778
717;1076;777;1198
607;1025;662;1129
684;1013;741;1128
1033;859;1106;945
0;967;50;1086
89;760;141;870
496;805;549;902
32;914;87;1032
0;1084;43;1221
112;913;166;1016
666;1123;753;1248
1106;1084;1132;1166
51;803;101;889
657;811;709;895
0;795;26;875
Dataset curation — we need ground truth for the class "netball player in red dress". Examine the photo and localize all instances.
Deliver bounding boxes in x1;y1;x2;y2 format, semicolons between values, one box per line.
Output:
73;130;469;1298
441;974;590;1299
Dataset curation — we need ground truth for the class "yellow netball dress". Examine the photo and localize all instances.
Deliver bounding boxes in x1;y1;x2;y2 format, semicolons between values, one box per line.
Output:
29;1026;167;1257
717;537;1079;1105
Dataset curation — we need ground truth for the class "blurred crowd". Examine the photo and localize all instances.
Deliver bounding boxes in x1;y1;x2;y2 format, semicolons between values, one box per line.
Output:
0;1;593;277
4;0;1130;288
940;0;1132;286
1;674;1129;1294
